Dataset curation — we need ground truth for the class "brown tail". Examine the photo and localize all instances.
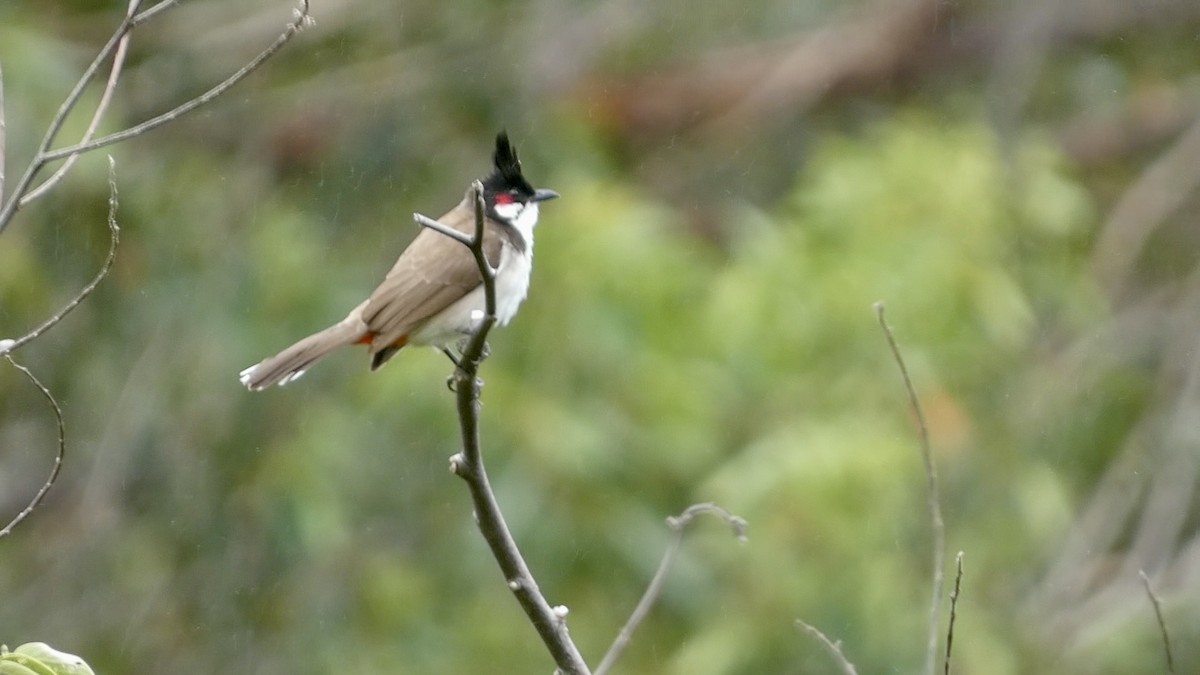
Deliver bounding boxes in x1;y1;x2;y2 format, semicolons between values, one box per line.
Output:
240;315;367;391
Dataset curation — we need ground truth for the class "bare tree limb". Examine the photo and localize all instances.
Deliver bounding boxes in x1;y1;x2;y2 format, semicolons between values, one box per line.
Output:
19;0;141;208
595;503;748;675
875;302;944;675
0;0;312;235
1138;569;1175;674
419;181;590;675
0;157;120;358
795;619;860;675
0;355;66;541
944;551;964;675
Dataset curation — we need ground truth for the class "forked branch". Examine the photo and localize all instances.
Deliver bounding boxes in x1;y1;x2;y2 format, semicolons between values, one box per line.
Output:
0;0;313;235
595;503;748;675
416;181;590;675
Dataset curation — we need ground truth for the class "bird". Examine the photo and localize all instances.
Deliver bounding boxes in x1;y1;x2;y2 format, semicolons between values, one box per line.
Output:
239;131;558;391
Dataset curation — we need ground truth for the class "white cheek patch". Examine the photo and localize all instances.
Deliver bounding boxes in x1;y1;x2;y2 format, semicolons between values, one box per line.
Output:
493;202;523;222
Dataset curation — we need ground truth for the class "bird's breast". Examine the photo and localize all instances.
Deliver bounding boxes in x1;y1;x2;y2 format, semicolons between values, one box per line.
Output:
493;243;533;326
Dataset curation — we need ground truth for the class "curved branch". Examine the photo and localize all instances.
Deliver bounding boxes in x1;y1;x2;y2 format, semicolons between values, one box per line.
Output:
875;302;944;675
0;356;66;541
795;619;859;675
1;157;120;358
1139;569;1175;674
595;503;748;675
417;181;590;674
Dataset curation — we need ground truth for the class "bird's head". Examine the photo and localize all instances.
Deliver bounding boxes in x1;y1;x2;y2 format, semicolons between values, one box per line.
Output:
481;131;558;226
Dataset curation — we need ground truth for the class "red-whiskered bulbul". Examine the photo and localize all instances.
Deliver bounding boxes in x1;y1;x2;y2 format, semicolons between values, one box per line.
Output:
239;132;558;390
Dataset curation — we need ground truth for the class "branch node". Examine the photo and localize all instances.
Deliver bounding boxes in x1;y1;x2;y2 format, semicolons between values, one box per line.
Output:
508;579;522;591
449;453;466;475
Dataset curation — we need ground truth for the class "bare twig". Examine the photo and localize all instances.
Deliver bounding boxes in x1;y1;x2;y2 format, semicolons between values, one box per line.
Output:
131;0;185;27
944;551;964;675
0;59;6;202
1139;569;1175;674
875;302;944;675
595;503;748;675
0;5;137;233
0;158;120;358
0;0;312;234
0;355;66;540
19;0;141;207
40;0;313;164
796;619;859;675
420;181;590;675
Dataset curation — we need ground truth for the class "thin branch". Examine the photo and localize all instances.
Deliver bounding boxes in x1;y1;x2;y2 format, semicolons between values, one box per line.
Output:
595;503;748;675
1138;569;1175;674
131;0;186;27
40;0;313;164
1;58;6;203
419;181;590;675
874;302;945;675
795;619;859;675
0;157;120;358
0;0;312;235
0;355;66;540
944;551;964;675
0;4;137;234
413;212;473;246
19;0;141;207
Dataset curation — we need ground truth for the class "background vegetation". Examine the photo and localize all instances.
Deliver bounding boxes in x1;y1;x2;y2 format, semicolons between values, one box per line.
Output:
2;0;1199;672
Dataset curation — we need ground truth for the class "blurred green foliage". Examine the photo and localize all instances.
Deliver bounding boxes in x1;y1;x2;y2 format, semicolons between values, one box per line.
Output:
1;1;1197;674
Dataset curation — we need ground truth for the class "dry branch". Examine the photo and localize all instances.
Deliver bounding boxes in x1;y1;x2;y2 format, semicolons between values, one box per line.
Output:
595;503;748;675
944;551;964;675
0;0;312;234
1138;569;1175;674
875;302;944;675
796;619;859;675
419;182;590;675
0;356;66;541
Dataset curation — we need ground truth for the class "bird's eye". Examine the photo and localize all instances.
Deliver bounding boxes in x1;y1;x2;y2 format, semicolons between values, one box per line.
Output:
494;193;515;205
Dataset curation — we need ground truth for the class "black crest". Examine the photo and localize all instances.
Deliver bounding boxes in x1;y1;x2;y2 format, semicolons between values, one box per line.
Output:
484;131;535;198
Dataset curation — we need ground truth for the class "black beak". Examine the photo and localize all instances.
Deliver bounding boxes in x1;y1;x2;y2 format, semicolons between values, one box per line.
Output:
532;188;560;202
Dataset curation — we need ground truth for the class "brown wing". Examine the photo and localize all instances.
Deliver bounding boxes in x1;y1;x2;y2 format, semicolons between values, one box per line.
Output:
361;193;505;351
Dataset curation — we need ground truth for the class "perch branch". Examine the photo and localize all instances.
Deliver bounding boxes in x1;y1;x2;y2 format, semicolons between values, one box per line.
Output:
796;619;859;675
418;181;590;675
0;158;120;358
0;356;66;540
875;302;945;675
1138;569;1175;674
944;551;963;675
595;503;748;675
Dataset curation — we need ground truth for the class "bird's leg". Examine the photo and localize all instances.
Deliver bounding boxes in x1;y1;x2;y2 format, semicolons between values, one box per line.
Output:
442;347;464;392
441;347;464;370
